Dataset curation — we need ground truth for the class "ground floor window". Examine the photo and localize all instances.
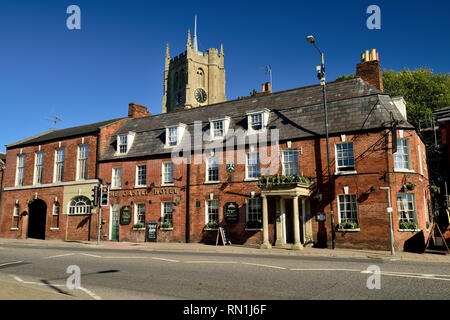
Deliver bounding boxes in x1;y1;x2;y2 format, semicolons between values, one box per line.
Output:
338;194;358;228
206;200;219;228
52;202;60;228
68;196;91;214
161;202;173;228
246;198;262;228
397;193;417;229
12;204;20;229
134;203;146;226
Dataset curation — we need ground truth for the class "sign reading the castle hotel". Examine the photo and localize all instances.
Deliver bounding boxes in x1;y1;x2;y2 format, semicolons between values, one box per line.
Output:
110;188;178;198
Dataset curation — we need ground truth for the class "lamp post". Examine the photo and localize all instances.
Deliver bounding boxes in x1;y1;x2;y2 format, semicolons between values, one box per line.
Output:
306;35;336;249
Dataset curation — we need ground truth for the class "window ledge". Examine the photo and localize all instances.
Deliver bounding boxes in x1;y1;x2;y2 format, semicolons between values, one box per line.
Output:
394;169;415;174
204;228;219;231
335;170;357;176
67;213;92;216
10;228;19;231
244;178;259;182
50;228;59;231
135;185;147;189
161;183;175;187
245;228;263;231
132;228;146;231
337;228;360;232
398;229;421;232
111;187;121;190
160;227;174;231
204;181;220;185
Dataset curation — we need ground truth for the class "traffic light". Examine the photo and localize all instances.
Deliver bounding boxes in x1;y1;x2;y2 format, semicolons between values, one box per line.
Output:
91;186;99;206
100;185;109;207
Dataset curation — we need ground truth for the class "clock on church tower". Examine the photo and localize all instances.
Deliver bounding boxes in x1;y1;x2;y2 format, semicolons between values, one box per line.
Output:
162;17;227;113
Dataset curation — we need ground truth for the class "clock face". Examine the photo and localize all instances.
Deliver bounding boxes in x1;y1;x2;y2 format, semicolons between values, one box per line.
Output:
195;88;207;103
226;163;236;173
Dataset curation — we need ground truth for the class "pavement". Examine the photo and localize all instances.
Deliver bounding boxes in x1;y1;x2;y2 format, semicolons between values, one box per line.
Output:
1;237;449;263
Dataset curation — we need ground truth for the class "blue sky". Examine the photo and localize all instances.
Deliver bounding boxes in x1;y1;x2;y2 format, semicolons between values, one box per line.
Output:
0;0;449;152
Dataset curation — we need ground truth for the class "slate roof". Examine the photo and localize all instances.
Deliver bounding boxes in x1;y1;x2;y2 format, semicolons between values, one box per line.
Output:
100;77;414;161
6;118;125;149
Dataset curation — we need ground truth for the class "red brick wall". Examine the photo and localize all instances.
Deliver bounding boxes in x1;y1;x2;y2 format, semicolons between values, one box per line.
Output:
97;156;188;242
0;134;99;240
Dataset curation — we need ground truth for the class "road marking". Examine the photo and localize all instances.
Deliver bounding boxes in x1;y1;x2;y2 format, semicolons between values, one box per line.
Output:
0;261;24;268
183;260;237;264
242;262;286;270
80;253;102;258
290;268;360;272
79;286;102;300
152;257;180;263
104;256;147;259
43;253;75;259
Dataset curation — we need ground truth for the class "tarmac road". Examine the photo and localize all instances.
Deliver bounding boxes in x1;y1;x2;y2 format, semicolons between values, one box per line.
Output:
0;241;449;300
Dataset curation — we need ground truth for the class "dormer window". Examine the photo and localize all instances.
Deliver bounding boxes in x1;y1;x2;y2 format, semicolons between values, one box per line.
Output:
247;109;270;134
119;135;128;153
168;127;178;146
209;117;230;139
165;123;186;147
116;132;136;155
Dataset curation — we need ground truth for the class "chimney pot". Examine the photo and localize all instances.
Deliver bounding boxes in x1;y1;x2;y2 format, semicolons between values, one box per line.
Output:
356;49;383;92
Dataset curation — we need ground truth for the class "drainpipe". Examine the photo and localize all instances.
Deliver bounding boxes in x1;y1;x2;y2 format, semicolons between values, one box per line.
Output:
185;162;191;243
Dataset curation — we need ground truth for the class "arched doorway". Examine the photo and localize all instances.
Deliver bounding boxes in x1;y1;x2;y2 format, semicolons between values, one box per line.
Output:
27;199;47;240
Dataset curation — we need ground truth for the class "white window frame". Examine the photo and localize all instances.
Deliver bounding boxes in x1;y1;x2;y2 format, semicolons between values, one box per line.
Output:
394;138;413;172
13;204;20;217
245;152;260;180
246;109;270;134
161;202;174;225
206;156;219;182
209;117;230;140
165;124;186;147
134;203;146;225
16;154;26;186
335;142;356;173
77;144;89;181
135;164;147;187
337;194;359;227
162;162;174;185
68;196;92;215
34;151;44;185
205;199;219;225
282;149;299;176
112;167;122;189
54;148;65;183
118;135;128;154
397;193;417;224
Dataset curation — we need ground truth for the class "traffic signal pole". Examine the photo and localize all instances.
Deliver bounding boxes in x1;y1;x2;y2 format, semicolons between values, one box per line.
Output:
97;205;102;246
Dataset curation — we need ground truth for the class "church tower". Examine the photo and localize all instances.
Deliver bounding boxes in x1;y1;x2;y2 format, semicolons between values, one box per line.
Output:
162;17;226;113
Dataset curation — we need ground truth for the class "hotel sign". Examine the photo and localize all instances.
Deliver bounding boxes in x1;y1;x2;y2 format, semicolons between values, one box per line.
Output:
224;202;239;224
110;188;178;198
120;206;132;225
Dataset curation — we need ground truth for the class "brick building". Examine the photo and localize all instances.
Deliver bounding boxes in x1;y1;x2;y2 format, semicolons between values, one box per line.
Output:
0;46;432;251
0;119;125;241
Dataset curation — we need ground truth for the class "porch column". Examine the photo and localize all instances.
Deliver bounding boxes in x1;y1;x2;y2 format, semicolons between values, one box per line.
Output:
275;197;284;247
260;195;272;249
292;195;304;250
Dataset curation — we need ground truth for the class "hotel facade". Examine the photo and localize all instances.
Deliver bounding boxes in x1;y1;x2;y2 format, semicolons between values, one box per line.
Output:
0;35;433;251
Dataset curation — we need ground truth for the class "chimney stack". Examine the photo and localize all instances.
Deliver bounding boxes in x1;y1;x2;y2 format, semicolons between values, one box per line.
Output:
356;49;383;92
128;103;151;118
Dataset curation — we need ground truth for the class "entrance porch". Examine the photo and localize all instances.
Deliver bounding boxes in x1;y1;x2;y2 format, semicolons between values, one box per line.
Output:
260;184;313;250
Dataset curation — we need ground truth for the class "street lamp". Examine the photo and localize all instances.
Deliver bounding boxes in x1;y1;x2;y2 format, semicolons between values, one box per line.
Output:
306;35;336;249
